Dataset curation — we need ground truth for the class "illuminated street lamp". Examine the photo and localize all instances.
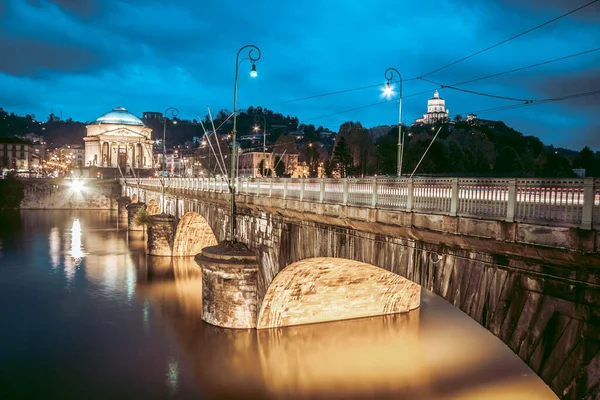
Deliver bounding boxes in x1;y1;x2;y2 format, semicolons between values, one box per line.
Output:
254;114;267;177
230;44;261;242
382;68;404;176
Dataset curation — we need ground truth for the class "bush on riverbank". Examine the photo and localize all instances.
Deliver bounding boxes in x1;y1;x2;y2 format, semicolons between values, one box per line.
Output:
0;175;24;209
134;207;154;228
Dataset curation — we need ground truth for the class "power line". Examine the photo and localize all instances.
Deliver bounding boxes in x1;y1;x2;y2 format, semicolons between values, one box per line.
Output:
264;78;421;108
460;88;600;116
263;45;599;112
305;100;391;122
420;77;532;102
418;0;599;78
303;87;600;125
452;47;600;86
402;47;600;99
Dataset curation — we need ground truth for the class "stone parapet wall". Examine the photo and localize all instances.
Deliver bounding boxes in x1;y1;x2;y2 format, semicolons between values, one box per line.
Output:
20;179;120;210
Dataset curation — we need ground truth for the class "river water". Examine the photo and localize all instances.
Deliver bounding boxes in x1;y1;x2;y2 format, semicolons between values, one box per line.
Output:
0;210;558;400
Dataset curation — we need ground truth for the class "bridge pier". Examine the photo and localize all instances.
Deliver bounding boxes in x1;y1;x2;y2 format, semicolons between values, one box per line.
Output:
147;214;175;256
126;202;146;231
195;243;259;329
117;196;131;226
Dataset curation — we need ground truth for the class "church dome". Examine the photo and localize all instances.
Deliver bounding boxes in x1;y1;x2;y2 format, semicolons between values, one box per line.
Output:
94;107;145;126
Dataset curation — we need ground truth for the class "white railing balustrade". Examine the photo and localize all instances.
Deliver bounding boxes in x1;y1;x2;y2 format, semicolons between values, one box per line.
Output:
124;177;600;229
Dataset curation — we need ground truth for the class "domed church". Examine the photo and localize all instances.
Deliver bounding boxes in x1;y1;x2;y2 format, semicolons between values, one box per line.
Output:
414;91;450;125
83;107;154;169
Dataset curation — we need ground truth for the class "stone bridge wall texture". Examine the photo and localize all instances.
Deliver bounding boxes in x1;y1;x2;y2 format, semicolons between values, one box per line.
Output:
137;186;599;399
20;179;120;209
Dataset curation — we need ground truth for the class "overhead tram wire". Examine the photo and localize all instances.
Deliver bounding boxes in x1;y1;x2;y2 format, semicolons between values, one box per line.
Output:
263;78;421;108
260;46;600;116
457;88;600;116
302;87;600;125
450;47;600;86
419;77;532;102
418;0;600;78
402;47;600;100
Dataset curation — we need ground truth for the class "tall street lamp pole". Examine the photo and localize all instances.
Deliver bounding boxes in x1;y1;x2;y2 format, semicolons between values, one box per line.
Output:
254;114;267;177
163;107;178;213
230;44;261;243
384;68;404;176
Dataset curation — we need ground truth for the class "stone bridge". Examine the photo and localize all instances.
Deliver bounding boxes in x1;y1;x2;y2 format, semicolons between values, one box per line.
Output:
122;176;600;399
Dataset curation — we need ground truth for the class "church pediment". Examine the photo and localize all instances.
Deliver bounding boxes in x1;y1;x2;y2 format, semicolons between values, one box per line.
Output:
94;127;151;139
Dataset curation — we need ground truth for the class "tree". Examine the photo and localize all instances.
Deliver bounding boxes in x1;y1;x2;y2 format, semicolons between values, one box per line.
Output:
573;146;599;176
335;121;376;176
331;136;353;177
375;130;398;175
0;175;24;209
273;156;286;177
453;114;463;123
301;142;324;178
539;152;575;177
494;147;523;175
257;159;272;177
134;208;154;228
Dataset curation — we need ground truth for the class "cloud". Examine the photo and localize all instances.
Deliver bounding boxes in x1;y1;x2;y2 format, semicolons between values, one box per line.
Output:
0;35;104;77
0;0;598;151
500;0;600;21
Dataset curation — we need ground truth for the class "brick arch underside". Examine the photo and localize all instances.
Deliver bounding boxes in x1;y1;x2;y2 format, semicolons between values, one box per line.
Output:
172;211;218;257
256;257;421;329
146;199;160;215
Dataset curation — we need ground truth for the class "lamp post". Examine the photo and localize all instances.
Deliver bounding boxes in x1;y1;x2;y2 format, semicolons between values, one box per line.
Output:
383;68;404;176
230;44;261;243
162;107;178;213
253;114;267;177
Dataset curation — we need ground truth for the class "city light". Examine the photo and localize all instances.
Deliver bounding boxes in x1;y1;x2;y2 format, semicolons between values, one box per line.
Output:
380;82;396;100
70;179;85;192
250;63;258;78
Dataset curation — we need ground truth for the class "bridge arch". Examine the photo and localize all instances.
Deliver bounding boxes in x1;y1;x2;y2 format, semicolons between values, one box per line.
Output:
256;257;420;329
172;212;218;257
146;199;160;215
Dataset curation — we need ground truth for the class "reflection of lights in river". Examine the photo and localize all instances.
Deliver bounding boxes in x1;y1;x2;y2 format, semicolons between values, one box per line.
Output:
49;227;60;268
166;359;180;395
126;255;135;301
65;219;85;280
143;300;150;333
69;219;85;261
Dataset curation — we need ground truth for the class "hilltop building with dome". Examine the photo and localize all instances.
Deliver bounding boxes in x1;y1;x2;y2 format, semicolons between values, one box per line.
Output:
83;107;153;170
414;91;449;125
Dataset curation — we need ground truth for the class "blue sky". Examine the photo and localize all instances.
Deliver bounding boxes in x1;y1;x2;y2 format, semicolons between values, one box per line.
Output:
1;0;599;150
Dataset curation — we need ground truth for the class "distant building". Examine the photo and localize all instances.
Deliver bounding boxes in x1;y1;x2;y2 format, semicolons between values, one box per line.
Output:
319;130;336;139
0;137;33;170
143;111;163;120
572;168;586;178
414;91;449;125
466;113;495;128
238;151;272;178
56;144;85;169
84;107;154;169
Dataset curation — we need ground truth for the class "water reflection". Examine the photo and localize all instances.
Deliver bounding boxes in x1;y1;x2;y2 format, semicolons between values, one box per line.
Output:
70;218;84;260
138;257;557;400
0;211;557;400
49;227;60;268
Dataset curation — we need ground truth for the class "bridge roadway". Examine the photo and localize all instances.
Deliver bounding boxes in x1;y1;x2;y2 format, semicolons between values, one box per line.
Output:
122;176;600;399
134;176;600;230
